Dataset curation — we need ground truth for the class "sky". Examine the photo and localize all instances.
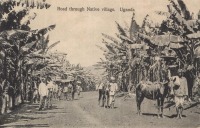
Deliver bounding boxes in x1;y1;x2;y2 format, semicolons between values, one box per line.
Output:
29;0;200;67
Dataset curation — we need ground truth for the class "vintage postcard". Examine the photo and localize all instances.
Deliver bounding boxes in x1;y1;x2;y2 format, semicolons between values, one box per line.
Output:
0;0;200;128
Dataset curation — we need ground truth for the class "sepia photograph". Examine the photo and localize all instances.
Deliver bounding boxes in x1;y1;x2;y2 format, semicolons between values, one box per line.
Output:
0;0;200;128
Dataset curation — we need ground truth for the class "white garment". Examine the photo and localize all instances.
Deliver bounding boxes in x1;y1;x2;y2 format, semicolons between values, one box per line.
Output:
109;83;118;95
98;83;104;90
54;84;58;92
63;86;68;93
47;81;54;91
38;82;48;97
173;76;181;86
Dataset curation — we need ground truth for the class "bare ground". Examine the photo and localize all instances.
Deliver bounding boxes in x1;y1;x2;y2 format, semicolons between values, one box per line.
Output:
0;91;199;128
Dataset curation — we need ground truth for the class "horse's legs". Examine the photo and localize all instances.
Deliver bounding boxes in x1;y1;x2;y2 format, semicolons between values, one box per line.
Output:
98;89;102;106
136;94;144;115
180;107;183;119
157;99;161;118
160;98;165;118
176;107;180;119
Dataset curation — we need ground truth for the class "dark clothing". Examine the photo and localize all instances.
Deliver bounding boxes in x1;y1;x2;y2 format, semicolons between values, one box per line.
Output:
98;89;104;102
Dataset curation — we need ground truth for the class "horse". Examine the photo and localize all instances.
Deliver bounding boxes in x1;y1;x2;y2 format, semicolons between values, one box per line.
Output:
136;80;174;118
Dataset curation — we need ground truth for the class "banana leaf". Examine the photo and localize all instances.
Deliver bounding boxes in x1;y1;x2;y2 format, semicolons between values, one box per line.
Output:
169;42;184;49
152;35;184;43
194;46;200;57
130;17;140;39
48;63;62;67
186;32;200;39
177;0;191;20
139;33;184;49
138;33;157;48
61;79;71;83
96;45;109;53
37;24;56;36
102;33;121;45
34;63;47;70
117;34;134;44
130;44;144;49
168;4;194;33
105;44;116;54
27;53;50;59
160;56;177;60
0;30;30;40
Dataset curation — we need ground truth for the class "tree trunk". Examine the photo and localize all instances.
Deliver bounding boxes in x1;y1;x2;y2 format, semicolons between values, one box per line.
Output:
128;45;133;93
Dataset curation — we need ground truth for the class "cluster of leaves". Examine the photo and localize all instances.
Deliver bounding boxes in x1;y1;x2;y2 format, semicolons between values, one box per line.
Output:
96;12;148;92
97;0;200;93
46;52;96;91
0;0;60;103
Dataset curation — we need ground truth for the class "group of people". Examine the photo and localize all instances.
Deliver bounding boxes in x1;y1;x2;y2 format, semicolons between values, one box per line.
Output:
97;77;118;109
32;78;82;111
97;67;200;119
62;81;82;101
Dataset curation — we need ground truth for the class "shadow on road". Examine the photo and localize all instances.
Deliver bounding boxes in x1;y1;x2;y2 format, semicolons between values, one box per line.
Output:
142;113;187;119
194;112;200;114
184;102;200;110
165;114;186;118
0;103;59;126
0;123;49;127
142;113;158;117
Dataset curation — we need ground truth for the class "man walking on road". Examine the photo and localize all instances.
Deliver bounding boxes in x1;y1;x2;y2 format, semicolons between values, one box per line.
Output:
108;77;118;109
173;69;188;119
38;78;48;111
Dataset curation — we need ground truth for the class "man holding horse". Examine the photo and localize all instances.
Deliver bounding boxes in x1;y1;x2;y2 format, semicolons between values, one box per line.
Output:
173;69;188;119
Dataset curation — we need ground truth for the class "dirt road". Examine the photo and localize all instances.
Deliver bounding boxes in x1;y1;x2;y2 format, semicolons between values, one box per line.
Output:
0;91;199;128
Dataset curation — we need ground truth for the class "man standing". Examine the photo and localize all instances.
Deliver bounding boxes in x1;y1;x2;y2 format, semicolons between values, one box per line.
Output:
72;81;76;100
173;69;188;119
68;81;73;101
97;81;104;106
46;78;54;108
1;80;10;114
76;81;82;99
38;78;48;111
63;82;68;100
109;77;118;109
53;82;59;99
